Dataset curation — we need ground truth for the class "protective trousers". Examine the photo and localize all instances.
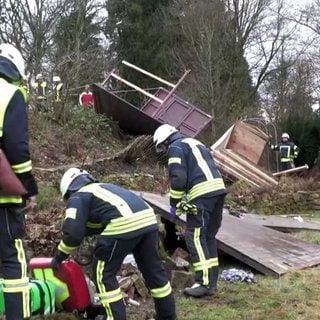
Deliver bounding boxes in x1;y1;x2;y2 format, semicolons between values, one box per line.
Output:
93;231;176;320
0;207;30;320
184;194;225;288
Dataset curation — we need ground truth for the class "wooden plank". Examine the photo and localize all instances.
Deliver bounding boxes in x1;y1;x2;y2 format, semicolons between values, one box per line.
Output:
140;192;320;277
237;213;320;232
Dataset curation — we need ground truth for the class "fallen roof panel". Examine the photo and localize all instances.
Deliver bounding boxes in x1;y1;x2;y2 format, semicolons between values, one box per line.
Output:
139;192;320;277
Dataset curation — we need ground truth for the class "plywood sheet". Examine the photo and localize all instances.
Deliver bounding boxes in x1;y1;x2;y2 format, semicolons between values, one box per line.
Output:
140;192;320;277
226;121;269;165
237;213;320;232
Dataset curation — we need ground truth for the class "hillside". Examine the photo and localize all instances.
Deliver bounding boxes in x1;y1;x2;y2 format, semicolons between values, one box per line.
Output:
26;107;320;255
23;107;320;320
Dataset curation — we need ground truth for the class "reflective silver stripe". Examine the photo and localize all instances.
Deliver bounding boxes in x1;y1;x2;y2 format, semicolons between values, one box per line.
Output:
98;287;123;304
182;138;213;180
193;228;209;285
193;257;219;271
168;157;181;165
101;210;157;235
79;184;134;217
3;277;29;292
189;179;225;200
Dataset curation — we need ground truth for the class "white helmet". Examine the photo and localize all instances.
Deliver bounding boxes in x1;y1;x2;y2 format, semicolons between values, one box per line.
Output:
53;76;61;82
60;167;91;198
36;73;43;80
281;133;290;139
153;124;178;147
0;43;26;79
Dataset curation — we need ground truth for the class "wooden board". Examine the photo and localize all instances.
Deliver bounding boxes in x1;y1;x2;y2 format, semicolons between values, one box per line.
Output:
140;192;320;277
237;213;320;233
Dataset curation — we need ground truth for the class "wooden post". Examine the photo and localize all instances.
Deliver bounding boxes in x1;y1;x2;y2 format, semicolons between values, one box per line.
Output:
160;69;191;106
272;164;309;176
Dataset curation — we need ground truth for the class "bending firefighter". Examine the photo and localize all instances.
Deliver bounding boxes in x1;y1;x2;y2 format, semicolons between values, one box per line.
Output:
0;43;38;320
153;124;226;298
270;132;299;171
51;168;176;320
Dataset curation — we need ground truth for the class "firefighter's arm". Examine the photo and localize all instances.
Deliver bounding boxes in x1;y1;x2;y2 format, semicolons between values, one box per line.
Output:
53;195;89;268
168;145;187;207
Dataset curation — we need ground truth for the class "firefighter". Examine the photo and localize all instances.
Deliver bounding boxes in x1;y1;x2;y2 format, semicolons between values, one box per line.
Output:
153;124;226;298
51;168;176;320
0;43;38;320
33;73;47;111
52;75;63;102
270;132;299;171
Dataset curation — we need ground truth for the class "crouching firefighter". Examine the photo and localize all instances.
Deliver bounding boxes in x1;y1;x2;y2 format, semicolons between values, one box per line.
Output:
51;168;176;320
0;43;38;320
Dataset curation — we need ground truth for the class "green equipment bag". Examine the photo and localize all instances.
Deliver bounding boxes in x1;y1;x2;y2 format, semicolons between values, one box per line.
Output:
29;279;56;315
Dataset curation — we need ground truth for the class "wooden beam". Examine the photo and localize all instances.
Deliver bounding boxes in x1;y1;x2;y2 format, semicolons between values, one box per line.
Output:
122;60;175;88
109;72;163;104
160;69;191;106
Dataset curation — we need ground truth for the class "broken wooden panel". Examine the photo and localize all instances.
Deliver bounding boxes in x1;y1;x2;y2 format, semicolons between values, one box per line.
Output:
93;83;160;135
212;121;269;165
141;88;212;138
212;148;278;188
140;192;320;278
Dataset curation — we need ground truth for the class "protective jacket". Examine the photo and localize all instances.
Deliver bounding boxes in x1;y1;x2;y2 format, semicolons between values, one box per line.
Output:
271;141;299;163
53;82;63;102
33;80;47;100
167;132;226;207
56;183;158;256
0;78;38;205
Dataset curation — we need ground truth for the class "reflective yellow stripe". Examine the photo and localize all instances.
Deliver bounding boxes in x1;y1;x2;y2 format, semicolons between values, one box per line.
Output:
87;221;103;228
150;281;172;298
3;274;30;318
58;240;77;255
193;257;219;271
3;276;30;319
168;157;181;165
98;287;123;304
0;195;23;204
169;189;184;199
101;210;157;236
183;138;213;180
11;160;32;173
193;228;209;286
95;260;115;320
15;239;28;278
79;184;133;217
189;179;225;200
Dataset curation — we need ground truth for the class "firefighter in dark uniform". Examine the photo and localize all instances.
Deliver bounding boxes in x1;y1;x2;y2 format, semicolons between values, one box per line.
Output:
270;132;299;171
153;124;226;298
0;43;38;320
51;168;176;320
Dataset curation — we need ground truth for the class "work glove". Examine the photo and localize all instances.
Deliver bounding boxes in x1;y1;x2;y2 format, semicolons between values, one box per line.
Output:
170;207;176;217
176;200;197;215
50;250;68;271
